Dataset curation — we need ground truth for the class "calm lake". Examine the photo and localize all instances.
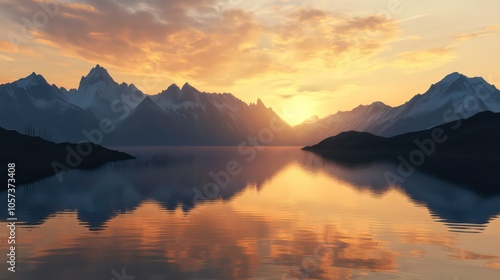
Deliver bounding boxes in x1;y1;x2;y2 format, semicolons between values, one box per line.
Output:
1;147;500;280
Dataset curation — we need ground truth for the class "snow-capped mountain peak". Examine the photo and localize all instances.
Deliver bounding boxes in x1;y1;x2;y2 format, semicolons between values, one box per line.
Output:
14;72;48;90
441;71;464;84
78;64;115;90
425;72;496;98
153;84;183;107
65;65;145;116
164;84;182;95
86;64;113;81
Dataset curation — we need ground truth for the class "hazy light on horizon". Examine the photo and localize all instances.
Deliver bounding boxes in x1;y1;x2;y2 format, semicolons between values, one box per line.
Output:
0;0;499;125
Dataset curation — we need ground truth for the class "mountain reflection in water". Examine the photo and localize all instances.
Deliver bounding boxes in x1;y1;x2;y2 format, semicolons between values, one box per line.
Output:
1;147;500;280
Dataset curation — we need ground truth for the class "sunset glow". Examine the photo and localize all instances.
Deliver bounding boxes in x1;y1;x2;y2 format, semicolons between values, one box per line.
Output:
1;0;498;124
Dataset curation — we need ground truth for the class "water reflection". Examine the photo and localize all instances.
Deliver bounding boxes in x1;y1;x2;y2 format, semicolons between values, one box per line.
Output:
299;153;500;230
1;147;500;280
3;147;499;231
1;147;298;230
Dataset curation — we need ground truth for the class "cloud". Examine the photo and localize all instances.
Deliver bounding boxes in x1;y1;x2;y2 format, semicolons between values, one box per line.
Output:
89;32;110;36
0;1;398;88
0;40;17;53
273;10;398;57
278;93;295;99
394;46;455;71
455;25;500;42
0;54;15;61
289;8;329;22
391;25;500;73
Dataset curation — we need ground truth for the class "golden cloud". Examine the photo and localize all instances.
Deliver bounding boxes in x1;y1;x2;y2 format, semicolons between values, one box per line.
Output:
0;1;398;88
394;46;456;71
455;25;500;42
0;40;17;53
486;262;500;270
0;54;15;61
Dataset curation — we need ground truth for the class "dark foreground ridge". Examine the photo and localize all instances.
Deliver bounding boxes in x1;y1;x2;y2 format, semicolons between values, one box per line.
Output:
303;111;500;192
0;127;134;187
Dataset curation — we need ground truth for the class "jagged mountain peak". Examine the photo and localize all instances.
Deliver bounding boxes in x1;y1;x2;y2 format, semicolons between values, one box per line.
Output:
139;95;156;105
372;101;390;107
431;72;477;89
357;101;390;109
14;72;49;90
181;82;201;94
441;71;465;83
162;83;182;95
422;72;495;98
89;64;109;74
135;96;164;112
127;83;140;91
87;64;112;79
438;72;489;85
66;65;145;112
24;72;45;81
168;83;181;91
78;64;116;90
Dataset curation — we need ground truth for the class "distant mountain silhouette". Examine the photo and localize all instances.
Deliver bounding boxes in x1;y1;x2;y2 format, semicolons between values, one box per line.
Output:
0;65;297;146
107;84;298;146
0;72;99;142
295;102;392;145
0;127;134;187
296;72;500;144
2;68;499;146
303;111;500;192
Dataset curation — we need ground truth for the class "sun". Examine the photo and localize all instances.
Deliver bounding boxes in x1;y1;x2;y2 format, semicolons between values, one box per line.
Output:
277;97;315;126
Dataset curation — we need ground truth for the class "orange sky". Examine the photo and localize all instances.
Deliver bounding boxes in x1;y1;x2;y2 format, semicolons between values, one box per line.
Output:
0;0;499;125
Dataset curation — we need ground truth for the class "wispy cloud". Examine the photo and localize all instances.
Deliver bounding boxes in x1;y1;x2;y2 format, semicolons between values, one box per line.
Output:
392;24;500;73
455;25;500;42
0;40;17;53
0;54;15;61
89;32;110;36
394;46;455;71
397;13;433;23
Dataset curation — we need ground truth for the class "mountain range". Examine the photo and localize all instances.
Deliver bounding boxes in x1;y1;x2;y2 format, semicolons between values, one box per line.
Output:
0;66;499;146
295;72;500;144
0;65;297;145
